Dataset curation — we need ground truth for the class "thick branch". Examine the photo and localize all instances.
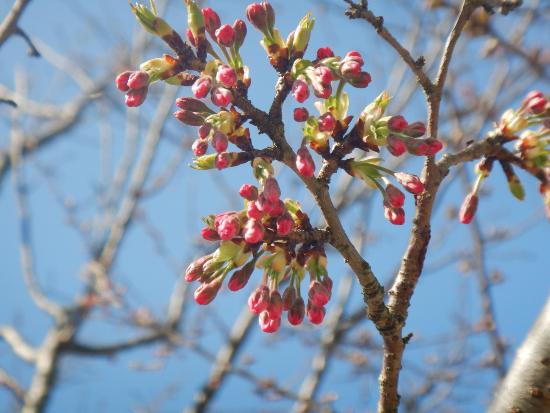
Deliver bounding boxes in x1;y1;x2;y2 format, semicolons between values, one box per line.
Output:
0;0;32;48
0;326;37;363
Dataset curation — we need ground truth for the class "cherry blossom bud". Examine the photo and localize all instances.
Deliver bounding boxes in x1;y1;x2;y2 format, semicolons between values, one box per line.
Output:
215;152;231;169
345;50;364;65
246;201;263;219
308;280;330;307
246;3;269;33
522;90;544;107
314;66;333;84
211;87;232;107
212;131;229;153
318;112;336;132
248;285;270;314
288;297;305;325
527;96;547;114
321;275;333;293
192;76;212;99
202;7;221;37
215;24;236;47
267;290;283;319
256;193;275;214
384;203;405;225
292;77;310;103
387;135;407;157
233;19;247;49
306;301;326;324
216;213;240;240
259;310;281;333
240;184;259;201
201;226;219;241
296;145;315;177
394;172;425;195
194;279;222;305
459;192;478;224
198;123;211;139
425;138;443;155
282;286;297;310
347;71;371;88
243;219;264;244
263;177;281;202
269;200;285;217
174;110;205;126
115;71;132;91
192;138;208;156
340;60;361;76
388;115;408;132
311;80;332;99
125;87;148;107
276;212;294;236
385;184;405;208
406;139;429;156
316;47;334;59
404;121;426;137
127;71;150;90
175;97;213;113
293;107;309;122
228;260;255;291
185;255;211;282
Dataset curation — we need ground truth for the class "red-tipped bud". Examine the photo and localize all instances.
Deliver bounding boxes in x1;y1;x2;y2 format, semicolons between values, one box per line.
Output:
384;203;405;225
388;115;408;132
394;172;425;195
345;50;364;65
347;71;371;88
194;279;222;305
293;107;309;122
125;87;148;107
406;139;430;156
127;71;150;90
201;226;219;241
233;19;247;49
215;24;235;47
276;212;294;236
282;287;297;311
459;192;478;224
198;123;212;139
246;201;263;219
185;255;211;282
215;152;232;169
387;135;407;157
211;87;232;107
269;200;285;218
385;184;405;208
527;96;547;114
296;145;315;177
243;219;264;244
425;138;443;155
115;71;132;91
174;110;205;126
246;3;269;33
215;213;240;241
240;184;259;201
263;177;281;202
248;285;270;314
212;131;229;153
267;290;283;319
321;276;333;293
292;78;310;103
255;193;275;214
259;310;281;333
311;80;332;99
175;97;213;113
314;66;334;85
192;76;212;99
192;139;208;156
228;261;255;291
288;297;305;325
308;280;330;307
316;47;334;59
404;121;426;138
318;112;336;132
340;60;362;76
202;7;221;37
306;301;326;325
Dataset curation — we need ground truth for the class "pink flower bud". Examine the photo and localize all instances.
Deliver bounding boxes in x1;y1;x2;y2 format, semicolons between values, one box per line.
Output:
216;213;240;241
228;262;255;291
293;107;309;122
192;139;208;156
212;131;229;153
175;97;213;113
192;76;212;99
308;280;330;307
522;90;543;107
174;110;205;126
318;112;336;132
216;65;237;88
233;19;247;49
387;135;407;157
384;203;405;225
211;87;232;107
185;255;211;282
267;290;283;319
321;275;333;292
347;71;371;88
385;184;405;208
314;66;334;84
125;87;148;107
194;279;222;305
425;138;443;155
115;71;132;91
316;47;334;59
288;297;305;325
202;7;221;37
276;212;294;236
296;145;315;177
404;121;426;138
127;71;150;90
246;3;270;33
459;192;478;224
201;226;219;241
527;96;547;114
198;123;211;139
394;172;425;195
269;200;285;217
240;184;259;201
215;152;232;169
292;78;310;103
282;287;297;311
388;115;408;132
246;201;263;219
406;139;430;156
263;177;281;202
311;80;332;99
306;301;326;325
345;50;364;65
340;60;362;76
243;219;264;244
259;310;281;333
255;193;275;215
215;24;235;47
248;285;270;314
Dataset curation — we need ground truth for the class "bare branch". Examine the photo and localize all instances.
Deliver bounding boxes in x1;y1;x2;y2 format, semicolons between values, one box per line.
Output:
0;0;32;49
0;326;37;363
